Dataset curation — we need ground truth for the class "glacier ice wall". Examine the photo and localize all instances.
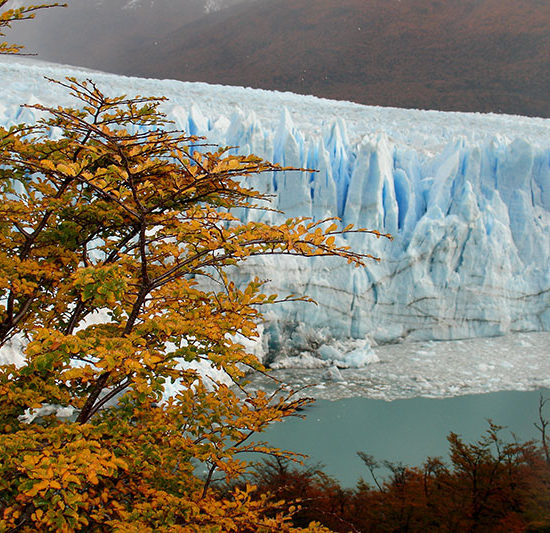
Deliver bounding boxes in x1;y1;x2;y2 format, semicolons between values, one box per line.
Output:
2;58;550;358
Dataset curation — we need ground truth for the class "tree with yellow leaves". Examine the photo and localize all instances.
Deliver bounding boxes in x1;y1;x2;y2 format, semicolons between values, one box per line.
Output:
0;5;389;531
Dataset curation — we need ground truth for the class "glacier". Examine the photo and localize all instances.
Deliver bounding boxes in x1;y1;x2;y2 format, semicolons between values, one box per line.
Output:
2;57;550;369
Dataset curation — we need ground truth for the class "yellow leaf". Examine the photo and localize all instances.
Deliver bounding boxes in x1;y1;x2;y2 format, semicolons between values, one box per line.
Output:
56;163;76;176
41;160;56;171
87;470;99;485
26;479;49;497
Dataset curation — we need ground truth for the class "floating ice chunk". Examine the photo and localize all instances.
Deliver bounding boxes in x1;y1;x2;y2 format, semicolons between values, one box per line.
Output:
318;344;343;361
322;366;345;382
340;347;379;368
271;352;329;369
317;339;378;368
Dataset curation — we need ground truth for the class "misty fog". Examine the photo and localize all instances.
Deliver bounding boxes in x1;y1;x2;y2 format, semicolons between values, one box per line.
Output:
4;0;254;73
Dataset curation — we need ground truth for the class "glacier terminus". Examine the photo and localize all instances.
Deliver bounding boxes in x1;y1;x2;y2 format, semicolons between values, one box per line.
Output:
2;57;550;376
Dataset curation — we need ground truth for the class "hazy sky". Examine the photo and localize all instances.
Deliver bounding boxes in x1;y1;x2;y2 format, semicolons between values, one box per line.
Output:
5;0;248;65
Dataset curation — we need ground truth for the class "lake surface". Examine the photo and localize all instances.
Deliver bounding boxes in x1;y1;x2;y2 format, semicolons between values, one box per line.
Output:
258;389;550;487
241;333;550;486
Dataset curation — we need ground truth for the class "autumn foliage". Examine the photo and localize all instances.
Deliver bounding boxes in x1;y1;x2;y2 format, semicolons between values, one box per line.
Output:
241;423;550;533
0;79;380;531
9;5;547;533
0;4;395;529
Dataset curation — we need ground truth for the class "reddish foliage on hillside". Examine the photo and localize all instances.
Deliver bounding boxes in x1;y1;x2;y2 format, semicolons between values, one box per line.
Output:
233;423;550;532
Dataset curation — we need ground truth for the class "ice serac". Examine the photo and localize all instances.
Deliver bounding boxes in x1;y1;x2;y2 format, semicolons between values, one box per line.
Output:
2;58;550;366
231;125;550;357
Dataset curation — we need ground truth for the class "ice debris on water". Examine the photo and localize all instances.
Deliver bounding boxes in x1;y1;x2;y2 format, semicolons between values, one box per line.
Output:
247;332;550;401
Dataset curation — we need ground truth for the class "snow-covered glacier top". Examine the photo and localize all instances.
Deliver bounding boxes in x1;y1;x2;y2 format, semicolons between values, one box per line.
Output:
2;57;550;373
3;57;550;149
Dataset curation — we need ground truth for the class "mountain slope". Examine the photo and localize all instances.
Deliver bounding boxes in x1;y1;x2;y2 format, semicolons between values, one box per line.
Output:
122;0;550;117
7;0;550;115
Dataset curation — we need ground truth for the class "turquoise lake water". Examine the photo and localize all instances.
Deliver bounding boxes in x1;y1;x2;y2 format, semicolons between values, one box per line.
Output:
258;389;550;487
